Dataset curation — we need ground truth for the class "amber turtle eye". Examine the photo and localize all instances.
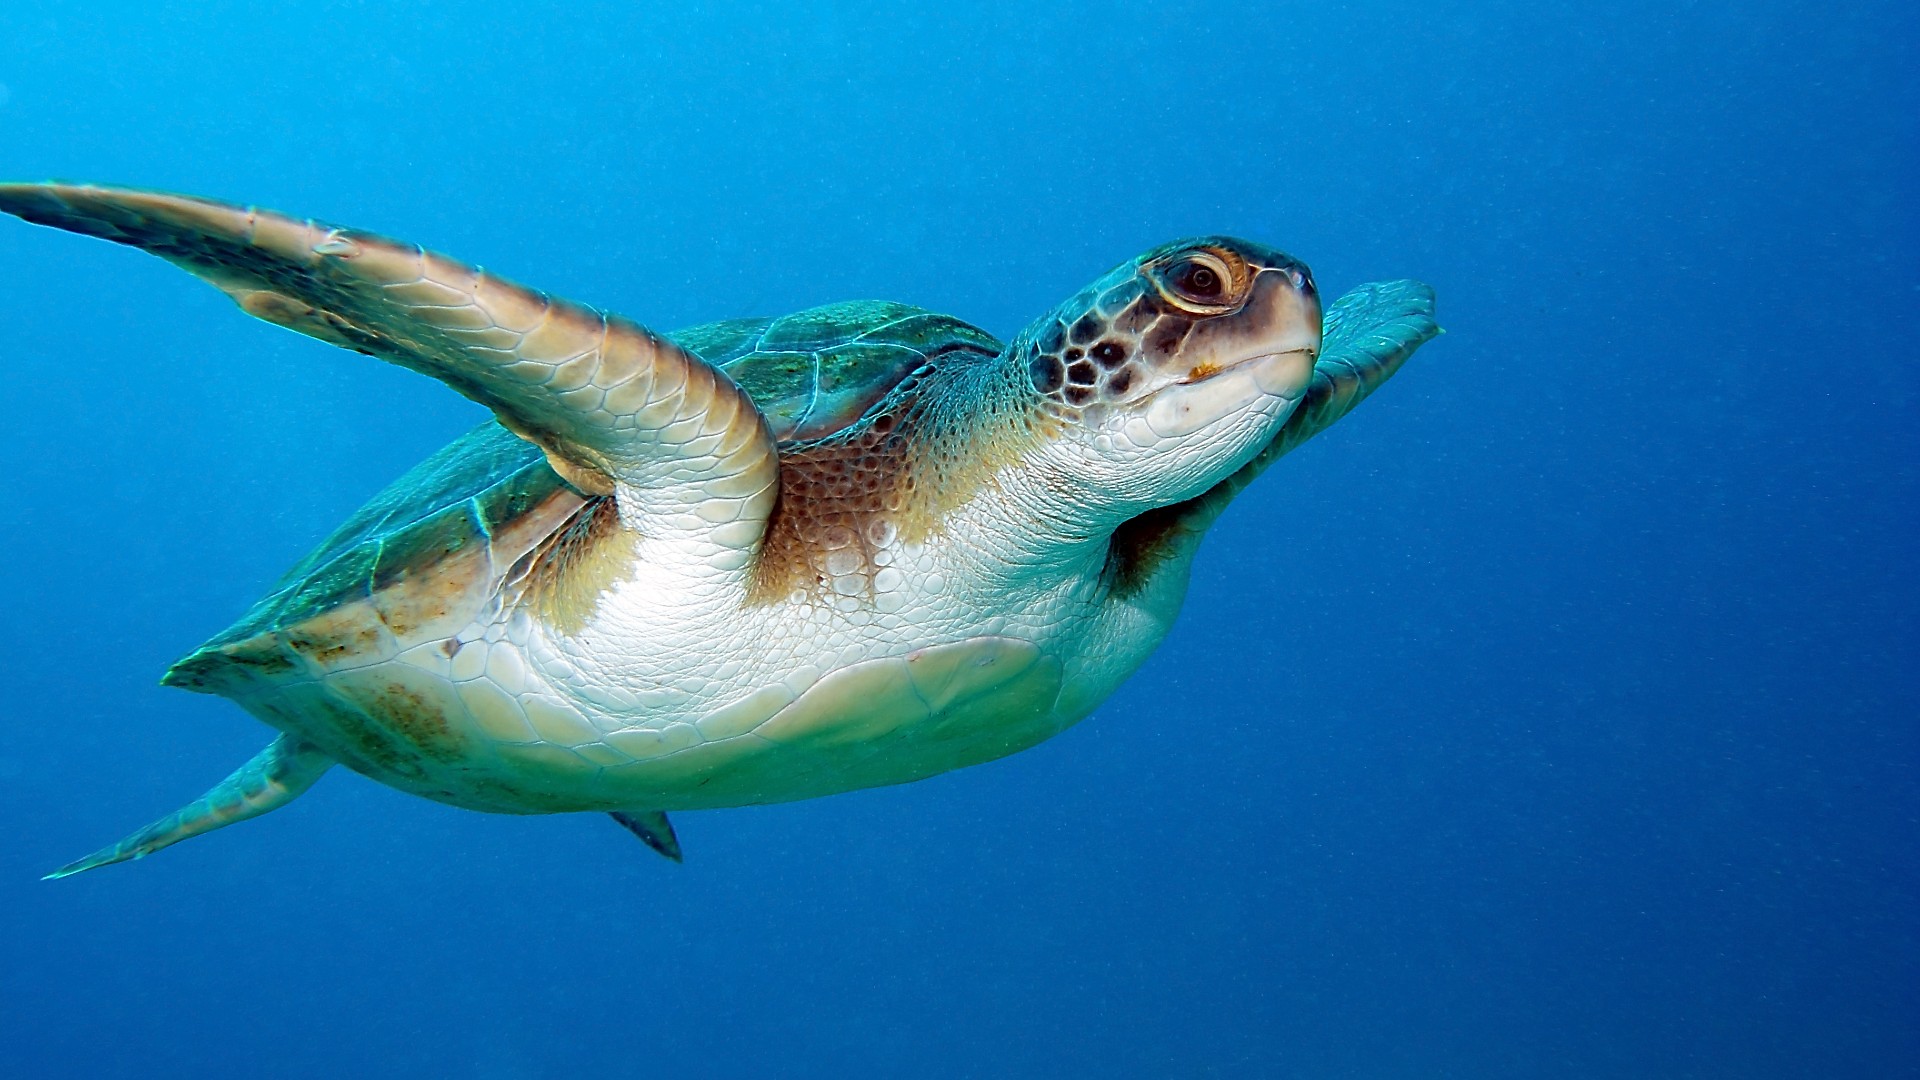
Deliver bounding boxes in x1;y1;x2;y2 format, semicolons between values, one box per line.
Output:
1170;259;1221;300
1152;248;1242;313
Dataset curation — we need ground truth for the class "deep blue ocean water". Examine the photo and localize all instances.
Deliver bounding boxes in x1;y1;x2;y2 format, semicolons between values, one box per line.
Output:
0;3;1913;1077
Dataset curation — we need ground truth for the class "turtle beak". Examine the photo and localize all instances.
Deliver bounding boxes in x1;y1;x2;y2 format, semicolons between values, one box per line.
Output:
1247;262;1323;374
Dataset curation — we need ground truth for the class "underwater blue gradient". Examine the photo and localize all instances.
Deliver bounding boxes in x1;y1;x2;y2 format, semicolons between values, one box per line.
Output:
0;2;1913;1076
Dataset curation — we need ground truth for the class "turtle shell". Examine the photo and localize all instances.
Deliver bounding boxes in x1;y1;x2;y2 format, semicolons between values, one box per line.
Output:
165;301;1003;689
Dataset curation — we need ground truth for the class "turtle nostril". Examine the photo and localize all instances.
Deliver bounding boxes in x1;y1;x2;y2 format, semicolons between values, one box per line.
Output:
1289;266;1316;296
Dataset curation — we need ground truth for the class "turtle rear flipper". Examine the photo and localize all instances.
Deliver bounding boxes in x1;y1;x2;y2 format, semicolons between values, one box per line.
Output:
44;734;333;880
609;810;683;863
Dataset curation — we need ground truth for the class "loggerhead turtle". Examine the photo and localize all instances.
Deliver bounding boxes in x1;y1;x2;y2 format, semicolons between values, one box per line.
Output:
0;183;1440;877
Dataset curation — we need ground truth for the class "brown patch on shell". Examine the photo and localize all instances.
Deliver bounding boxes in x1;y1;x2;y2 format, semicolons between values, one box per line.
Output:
308;691;429;780
370;544;490;643
284;604;389;669
334;675;464;764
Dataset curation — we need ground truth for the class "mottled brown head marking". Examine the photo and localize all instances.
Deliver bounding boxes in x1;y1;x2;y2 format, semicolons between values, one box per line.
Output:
1022;239;1317;424
1024;283;1163;413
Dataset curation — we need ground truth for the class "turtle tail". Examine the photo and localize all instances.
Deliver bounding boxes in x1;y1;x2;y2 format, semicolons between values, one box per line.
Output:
44;734;333;880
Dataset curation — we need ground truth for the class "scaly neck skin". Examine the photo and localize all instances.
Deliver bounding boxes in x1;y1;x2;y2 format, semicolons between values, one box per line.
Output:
935;427;1224;727
897;345;1117;591
937;461;1114;601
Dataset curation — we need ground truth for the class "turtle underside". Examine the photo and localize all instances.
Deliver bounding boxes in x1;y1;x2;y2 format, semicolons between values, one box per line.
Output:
164;302;1004;778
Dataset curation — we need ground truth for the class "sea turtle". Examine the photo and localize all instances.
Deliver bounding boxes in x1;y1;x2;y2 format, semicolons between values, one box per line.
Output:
1;183;1439;878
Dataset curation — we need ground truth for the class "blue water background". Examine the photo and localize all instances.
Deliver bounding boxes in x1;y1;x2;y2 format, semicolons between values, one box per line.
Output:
0;3;1913;1076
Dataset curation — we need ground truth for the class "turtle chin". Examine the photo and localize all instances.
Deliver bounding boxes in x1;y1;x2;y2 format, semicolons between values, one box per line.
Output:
1079;345;1312;512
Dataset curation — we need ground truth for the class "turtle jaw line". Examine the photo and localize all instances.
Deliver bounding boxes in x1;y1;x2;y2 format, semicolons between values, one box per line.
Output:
1172;346;1318;389
1132;346;1319;416
1123;346;1319;445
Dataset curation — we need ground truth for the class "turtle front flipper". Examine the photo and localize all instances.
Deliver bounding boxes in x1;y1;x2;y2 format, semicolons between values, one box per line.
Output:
44;734;333;880
0;183;780;563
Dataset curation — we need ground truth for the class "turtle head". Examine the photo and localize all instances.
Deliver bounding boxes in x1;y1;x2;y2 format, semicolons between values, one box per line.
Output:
1009;237;1322;528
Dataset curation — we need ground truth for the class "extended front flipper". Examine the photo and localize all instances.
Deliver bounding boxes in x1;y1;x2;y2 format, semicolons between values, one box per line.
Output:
610;810;684;863
0;183;781;566
45;734;333;880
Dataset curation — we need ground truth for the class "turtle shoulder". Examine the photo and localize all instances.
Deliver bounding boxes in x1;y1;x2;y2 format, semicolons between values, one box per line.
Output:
679;300;1004;441
724;304;1009;602
165;420;587;692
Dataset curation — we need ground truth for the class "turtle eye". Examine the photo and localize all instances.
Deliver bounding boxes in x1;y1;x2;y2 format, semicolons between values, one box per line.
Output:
1170;259;1221;300
1152;249;1241;314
